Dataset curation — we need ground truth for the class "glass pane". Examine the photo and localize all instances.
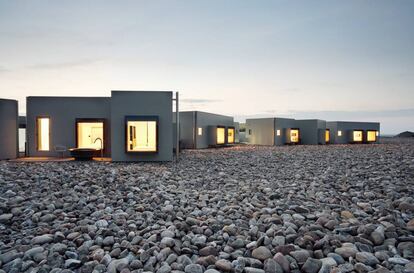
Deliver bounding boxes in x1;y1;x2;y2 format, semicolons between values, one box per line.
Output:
367;131;376;142
290;129;299;143
77;122;104;149
127;121;157;152
37;117;50;151
228;128;235;143
353;131;363;142
198;127;203;136
217;127;225;144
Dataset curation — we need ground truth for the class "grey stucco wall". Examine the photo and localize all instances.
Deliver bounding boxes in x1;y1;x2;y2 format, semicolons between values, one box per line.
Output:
110;91;173;161
274;118;296;146
295;119;327;145
196;111;234;148
26;97;111;157
327;121;380;144
246;118;275;145
0;99;18;160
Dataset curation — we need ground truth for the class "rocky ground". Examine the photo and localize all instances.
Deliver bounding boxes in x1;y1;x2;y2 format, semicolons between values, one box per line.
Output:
0;139;414;273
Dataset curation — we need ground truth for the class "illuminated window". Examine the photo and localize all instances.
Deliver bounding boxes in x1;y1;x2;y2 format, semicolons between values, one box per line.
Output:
376;131;379;137
276;129;281;136
36;117;50;151
126;118;157;152
290;129;299;143
325;129;330;143
227;127;235;144
217;127;225;144
353;130;363;142
77;120;104;149
338;130;342;137
198;127;203;136
367;131;377;142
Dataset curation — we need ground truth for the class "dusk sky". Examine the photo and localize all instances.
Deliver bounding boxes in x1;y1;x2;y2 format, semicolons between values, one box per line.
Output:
0;1;413;134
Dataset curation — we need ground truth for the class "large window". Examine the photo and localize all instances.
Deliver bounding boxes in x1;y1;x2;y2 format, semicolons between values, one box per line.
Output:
325;129;330;143
217;127;225;144
353;130;363;142
36;117;50;151
227;127;235;144
290;129;299;143
126;117;158;152
77;120;104;149
367;130;377;142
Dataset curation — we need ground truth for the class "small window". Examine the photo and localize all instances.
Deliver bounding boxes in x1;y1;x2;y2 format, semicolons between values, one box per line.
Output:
276;129;281;136
376;131;379;137
227;128;235;144
338;130;342;137
325;129;330;142
353;130;363;142
217;127;225;144
249;129;252;135
290;129;299;143
126;118;157;152
198;127;203;136
37;117;50;151
367;131;377;142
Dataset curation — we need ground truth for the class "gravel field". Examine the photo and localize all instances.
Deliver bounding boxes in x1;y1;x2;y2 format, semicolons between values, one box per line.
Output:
1;139;414;273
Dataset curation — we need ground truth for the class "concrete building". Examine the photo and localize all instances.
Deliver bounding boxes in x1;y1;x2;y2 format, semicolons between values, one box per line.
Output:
246;117;379;145
26;91;175;161
326;121;380;144
178;111;235;149
246;117;299;146
0;99;19;160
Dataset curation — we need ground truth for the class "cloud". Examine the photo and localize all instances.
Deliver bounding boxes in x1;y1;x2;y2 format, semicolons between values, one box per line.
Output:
26;58;102;70
234;108;414;123
180;98;222;104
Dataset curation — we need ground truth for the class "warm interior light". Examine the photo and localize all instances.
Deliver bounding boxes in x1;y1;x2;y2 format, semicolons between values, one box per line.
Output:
198;127;203;136
338;130;342;137
353;130;363;142
290;129;299;143
325;129;330;142
276;129;281;136
227;128;235;144
77;122;104;149
375;131;379;137
217;127;225;144
127;121;157;152
37;117;50;151
367;131;377;142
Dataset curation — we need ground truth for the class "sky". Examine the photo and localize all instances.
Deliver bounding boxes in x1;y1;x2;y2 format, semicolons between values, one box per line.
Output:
0;1;413;134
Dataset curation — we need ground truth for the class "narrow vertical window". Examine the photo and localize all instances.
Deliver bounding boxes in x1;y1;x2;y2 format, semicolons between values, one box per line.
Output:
198;127;203;136
276;129;281;136
325;129;330;143
37;117;50;151
227;128;235;144
217;127;225;144
338;130;342;137
126;118;157;152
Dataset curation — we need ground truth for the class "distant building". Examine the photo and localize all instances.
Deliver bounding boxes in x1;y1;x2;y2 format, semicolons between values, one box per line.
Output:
326;121;380;144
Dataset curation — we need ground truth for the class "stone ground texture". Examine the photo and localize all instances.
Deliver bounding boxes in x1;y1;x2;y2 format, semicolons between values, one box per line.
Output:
0;139;414;273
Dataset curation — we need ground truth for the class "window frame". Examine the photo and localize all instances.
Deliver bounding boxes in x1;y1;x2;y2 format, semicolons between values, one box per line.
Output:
125;116;159;154
366;130;377;142
75;118;106;151
36;116;51;151
352;129;364;142
216;125;226;145
227;126;235;144
290;128;300;143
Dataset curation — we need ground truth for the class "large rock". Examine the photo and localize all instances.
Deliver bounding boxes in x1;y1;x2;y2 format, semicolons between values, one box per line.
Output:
31;234;54;245
252;246;272;261
355;252;379;266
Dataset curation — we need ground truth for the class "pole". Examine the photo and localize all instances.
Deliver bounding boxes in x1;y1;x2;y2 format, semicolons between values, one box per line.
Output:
175;92;179;160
